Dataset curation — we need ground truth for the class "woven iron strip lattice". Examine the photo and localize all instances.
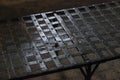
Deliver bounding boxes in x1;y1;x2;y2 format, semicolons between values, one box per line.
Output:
22;12;82;73
22;0;120;74
0;1;120;80
0;25;28;79
22;0;120;76
0;29;9;80
55;1;120;58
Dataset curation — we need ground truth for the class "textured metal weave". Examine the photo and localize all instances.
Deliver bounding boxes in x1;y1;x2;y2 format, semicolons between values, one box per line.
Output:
0;1;120;79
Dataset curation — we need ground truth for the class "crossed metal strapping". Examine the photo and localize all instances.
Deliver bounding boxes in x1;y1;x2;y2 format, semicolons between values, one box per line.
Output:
0;1;120;79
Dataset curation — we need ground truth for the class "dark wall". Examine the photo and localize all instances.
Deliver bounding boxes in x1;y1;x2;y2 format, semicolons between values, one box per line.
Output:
0;0;119;20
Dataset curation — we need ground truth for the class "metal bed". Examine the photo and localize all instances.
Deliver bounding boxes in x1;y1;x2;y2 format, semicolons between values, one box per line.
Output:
0;1;120;80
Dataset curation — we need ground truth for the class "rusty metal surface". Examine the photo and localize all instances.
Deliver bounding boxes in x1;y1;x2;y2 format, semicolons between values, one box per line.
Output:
0;1;120;80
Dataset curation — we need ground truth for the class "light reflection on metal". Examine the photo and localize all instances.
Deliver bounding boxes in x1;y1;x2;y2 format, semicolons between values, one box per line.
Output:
0;1;120;80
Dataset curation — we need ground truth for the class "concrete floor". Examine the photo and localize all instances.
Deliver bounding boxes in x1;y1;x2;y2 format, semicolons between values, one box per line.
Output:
26;60;120;80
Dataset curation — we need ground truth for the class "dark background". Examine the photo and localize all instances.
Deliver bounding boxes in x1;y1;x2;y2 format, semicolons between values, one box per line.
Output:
0;0;119;20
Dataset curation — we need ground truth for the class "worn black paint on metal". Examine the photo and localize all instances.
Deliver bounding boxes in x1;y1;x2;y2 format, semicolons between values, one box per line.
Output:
0;1;120;80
